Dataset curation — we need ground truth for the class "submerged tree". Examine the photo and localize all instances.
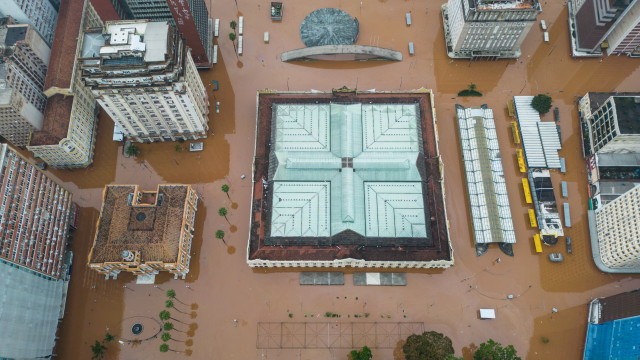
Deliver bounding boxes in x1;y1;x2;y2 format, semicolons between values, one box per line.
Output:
474;339;521;360
403;331;455;360
531;94;553;114
126;144;140;157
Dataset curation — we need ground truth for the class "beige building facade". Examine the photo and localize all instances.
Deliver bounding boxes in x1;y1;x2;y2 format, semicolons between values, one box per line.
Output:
79;20;209;143
0;22;50;146
595;185;640;269
26;0;103;168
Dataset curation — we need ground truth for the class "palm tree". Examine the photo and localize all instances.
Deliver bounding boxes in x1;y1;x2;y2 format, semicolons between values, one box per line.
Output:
230;20;237;33
216;230;226;245
104;332;115;343
90;340;106;360
166;299;187;314
221;184;230;199
160;343;183;353
229;32;237;54
166;289;186;305
159;310;171;321
174;144;182;152
126;144;139;157
218;207;228;222
162;332;172;342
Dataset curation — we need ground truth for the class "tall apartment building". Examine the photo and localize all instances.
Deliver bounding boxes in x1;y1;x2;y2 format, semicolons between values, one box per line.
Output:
579;93;640;154
118;0;213;68
88;184;198;280
0;21;51;146
79;20;209;143
593;184;640;271
604;0;640;56
0;143;76;358
27;0;104;168
442;0;541;59
0;0;58;46
570;0;640;56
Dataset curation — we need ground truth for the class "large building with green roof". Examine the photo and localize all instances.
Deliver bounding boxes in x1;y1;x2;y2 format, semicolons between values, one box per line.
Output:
247;89;452;268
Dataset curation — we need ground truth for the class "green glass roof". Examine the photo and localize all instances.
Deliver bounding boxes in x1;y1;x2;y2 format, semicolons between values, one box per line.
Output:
270;103;425;237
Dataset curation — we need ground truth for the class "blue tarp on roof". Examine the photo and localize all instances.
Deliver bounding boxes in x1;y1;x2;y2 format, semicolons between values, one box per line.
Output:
584;315;640;360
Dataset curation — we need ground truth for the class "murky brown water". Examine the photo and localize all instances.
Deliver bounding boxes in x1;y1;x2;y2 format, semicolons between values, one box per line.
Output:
37;0;640;359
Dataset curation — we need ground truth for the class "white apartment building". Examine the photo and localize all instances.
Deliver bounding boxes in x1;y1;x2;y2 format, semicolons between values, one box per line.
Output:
79;20;209;142
442;0;541;59
0;0;58;46
595;184;640;270
0;22;51;146
27;0;103;169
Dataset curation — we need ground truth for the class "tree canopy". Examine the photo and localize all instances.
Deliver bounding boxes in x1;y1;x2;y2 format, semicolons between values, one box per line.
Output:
403;331;455;360
159;310;171;321
530;94;552;114
473;339;521;360
350;345;373;360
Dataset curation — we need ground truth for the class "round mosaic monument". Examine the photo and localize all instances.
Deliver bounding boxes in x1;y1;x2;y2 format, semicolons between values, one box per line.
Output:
300;8;359;47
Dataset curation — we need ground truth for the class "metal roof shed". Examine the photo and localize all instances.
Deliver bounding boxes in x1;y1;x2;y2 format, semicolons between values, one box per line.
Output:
514;96;562;169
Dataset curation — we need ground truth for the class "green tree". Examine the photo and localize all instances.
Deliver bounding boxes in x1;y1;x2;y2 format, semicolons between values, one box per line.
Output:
104;332;115;343
166;299;187;314
403;331;455;360
216;229;226;245
221;184;230;198
219;207;228;222
162;332;172;342
474;339;521;360
230;20;237;32
90;340;107;360
530;94;553;114
126;144;139;157
229;32;237;53
166;289;185;305
445;355;465;360
160;343;169;352
163;322;174;331
159;310;171;321
350;345;373;360
174;144;182;152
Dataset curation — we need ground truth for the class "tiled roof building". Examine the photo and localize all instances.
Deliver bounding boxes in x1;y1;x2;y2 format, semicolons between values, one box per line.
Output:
88;184;198;280
0;143;76;359
248;90;452;269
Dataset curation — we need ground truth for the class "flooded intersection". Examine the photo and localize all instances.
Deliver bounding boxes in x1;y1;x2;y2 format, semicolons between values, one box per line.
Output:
46;0;640;359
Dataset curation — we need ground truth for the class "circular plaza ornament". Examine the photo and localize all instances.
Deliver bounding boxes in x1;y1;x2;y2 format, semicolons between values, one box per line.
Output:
135;212;146;222
131;323;144;335
300;8;359;47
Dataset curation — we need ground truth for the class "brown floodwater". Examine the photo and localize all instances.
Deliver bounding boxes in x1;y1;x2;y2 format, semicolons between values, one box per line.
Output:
37;0;640;359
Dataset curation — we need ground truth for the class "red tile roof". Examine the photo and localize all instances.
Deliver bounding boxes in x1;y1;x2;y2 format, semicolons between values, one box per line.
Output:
29;94;73;146
44;0;84;91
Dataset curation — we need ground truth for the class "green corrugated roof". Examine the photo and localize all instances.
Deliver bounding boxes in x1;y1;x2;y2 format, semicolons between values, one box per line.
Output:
271;103;424;237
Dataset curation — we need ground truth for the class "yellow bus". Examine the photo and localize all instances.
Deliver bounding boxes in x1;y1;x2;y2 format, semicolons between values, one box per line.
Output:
507;100;516;117
528;209;537;227
511;122;521;144
522;178;532;204
533;234;542;253
516;149;526;173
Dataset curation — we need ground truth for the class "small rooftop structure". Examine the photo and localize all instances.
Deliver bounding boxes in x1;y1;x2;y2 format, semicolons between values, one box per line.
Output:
514;96;561;169
456;105;516;256
584;289;640;359
248;89;452;269
88;184;198;279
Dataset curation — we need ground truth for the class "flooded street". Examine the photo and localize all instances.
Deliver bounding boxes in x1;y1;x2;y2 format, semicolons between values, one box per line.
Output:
42;0;640;359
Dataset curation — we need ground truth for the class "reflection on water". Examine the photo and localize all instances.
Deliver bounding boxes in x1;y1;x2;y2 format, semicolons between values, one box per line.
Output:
44;0;640;359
